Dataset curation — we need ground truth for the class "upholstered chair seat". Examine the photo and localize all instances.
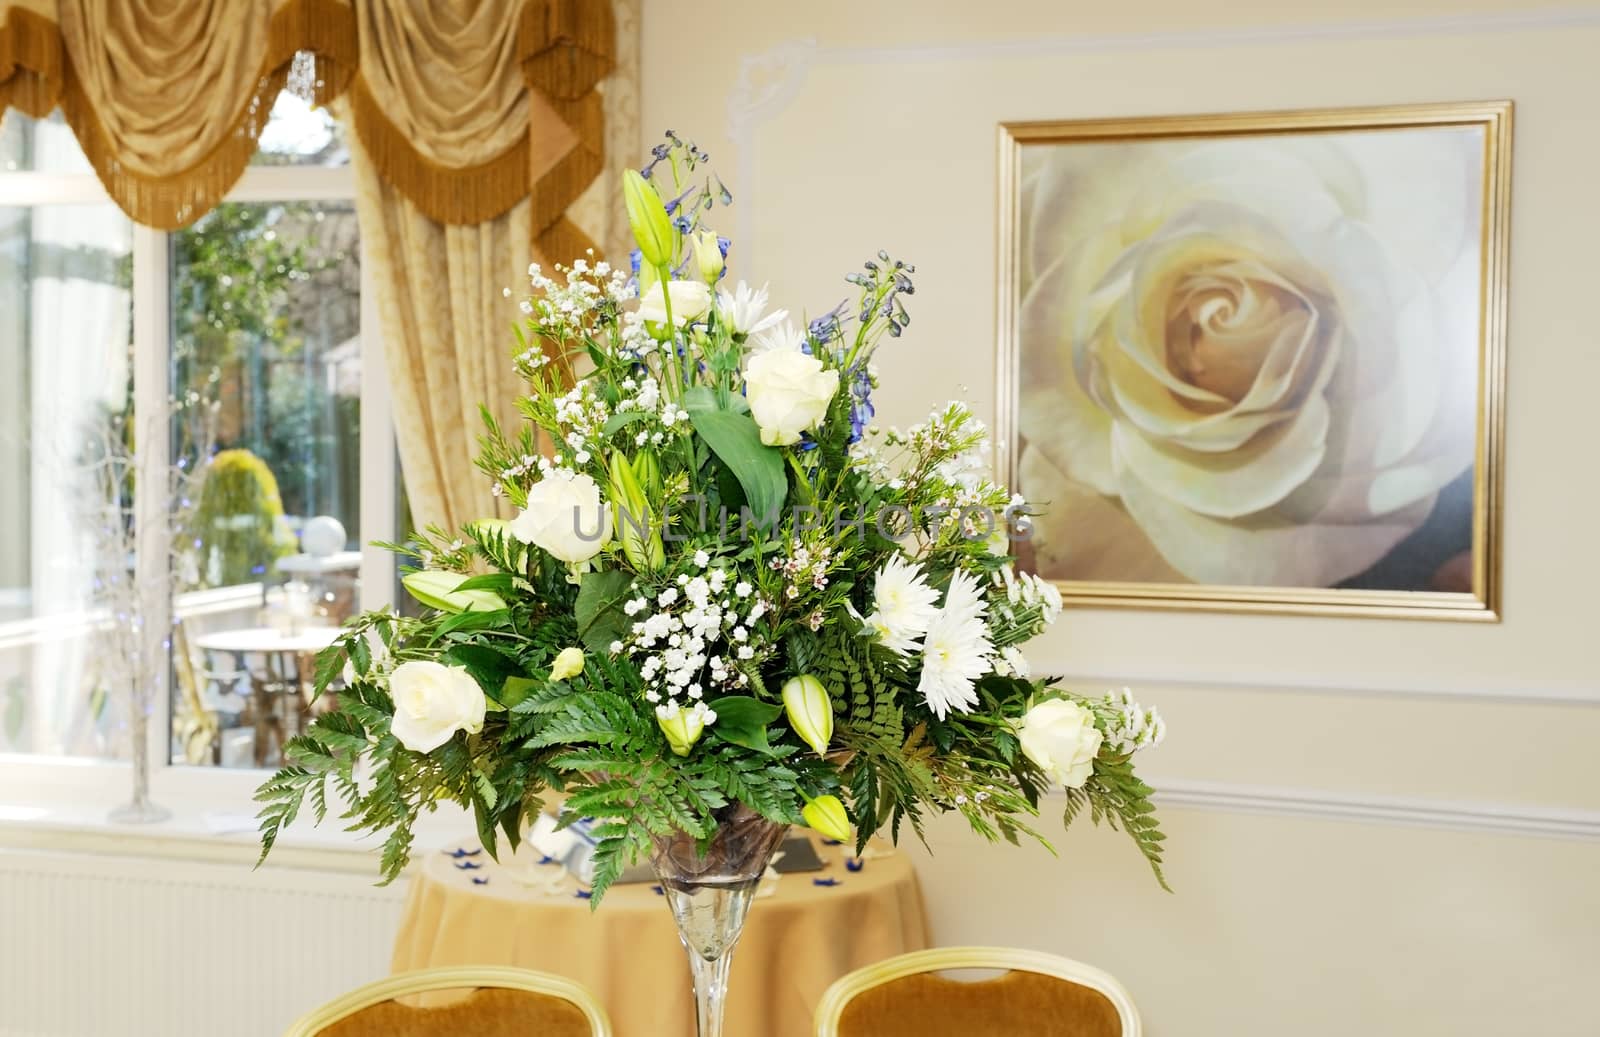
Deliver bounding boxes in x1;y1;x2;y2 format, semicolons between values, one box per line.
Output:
283;966;611;1037
816;947;1139;1037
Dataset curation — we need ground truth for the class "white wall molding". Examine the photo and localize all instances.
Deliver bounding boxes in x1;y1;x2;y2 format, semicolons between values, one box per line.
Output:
725;4;1600;264
1052;670;1600;709
1155;778;1600;842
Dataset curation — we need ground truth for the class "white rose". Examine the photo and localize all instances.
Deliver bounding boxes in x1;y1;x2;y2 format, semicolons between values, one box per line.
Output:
637;279;712;326
388;661;486;754
510;472;612;563
1015;698;1103;790
744;348;839;447
1019;133;1479;586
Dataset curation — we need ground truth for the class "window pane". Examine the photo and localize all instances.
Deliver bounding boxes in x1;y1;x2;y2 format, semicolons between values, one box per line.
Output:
250;92;348;167
0;111;95;174
0;204;134;757
170;199;361;768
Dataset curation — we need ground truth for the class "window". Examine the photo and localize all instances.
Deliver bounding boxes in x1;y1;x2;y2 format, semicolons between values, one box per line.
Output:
0;94;397;776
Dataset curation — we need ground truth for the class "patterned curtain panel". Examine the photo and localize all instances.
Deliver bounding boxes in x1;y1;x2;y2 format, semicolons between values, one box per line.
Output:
0;0;637;532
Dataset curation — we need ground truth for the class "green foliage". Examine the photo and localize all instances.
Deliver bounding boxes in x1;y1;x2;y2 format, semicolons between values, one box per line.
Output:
1062;752;1170;891
187;448;295;586
574;569;635;653
682;395;787;523
256;134;1170;905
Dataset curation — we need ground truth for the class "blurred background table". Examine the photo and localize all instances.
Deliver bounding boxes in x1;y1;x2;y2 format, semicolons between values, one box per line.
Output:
190;625;341;766
392;833;929;1037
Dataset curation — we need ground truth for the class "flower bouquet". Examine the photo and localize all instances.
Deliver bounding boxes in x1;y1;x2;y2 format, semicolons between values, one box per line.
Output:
256;133;1168;1037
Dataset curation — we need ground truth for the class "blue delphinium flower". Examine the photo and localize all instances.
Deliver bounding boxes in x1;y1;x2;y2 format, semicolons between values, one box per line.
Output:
809;300;849;343
847;365;875;445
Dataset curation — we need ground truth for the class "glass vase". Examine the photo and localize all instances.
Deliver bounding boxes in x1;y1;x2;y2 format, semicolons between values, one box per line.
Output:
649;804;788;1037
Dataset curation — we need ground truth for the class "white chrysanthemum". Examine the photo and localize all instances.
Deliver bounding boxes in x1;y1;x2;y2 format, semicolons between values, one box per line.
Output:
716;280;787;336
865;555;941;654
749;319;806;356
917;569;994;719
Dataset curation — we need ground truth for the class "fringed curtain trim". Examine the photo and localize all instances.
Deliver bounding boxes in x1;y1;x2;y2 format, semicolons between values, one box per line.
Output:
60;0;357;229
0;6;63;117
343;0;615;231
1;0;619;246
0;0;357;229
345;77;532;226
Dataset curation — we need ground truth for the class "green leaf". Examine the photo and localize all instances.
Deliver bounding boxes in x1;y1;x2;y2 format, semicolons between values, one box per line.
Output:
454;573;518;594
498;675;541;710
574;569;636;653
682;386;749;416
707;696;783;755
442;643;522;701
603;409;652;436
683;402;787;524
437;608;511;636
312;642;348;696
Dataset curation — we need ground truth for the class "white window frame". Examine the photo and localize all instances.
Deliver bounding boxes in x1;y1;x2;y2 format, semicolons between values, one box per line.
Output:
0;156;400;824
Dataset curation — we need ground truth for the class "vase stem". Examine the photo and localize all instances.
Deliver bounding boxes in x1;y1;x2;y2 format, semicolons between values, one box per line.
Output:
687;943;735;1037
659;876;757;1037
648;807;789;1037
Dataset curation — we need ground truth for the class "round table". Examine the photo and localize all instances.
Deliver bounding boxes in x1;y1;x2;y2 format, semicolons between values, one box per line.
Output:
192;625;342;766
392;833;929;1037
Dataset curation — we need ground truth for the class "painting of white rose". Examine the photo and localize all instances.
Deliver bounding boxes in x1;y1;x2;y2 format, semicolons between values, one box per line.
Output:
1001;103;1510;618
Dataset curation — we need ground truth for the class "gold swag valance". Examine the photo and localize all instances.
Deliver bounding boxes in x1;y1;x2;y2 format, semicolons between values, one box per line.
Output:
0;0;617;258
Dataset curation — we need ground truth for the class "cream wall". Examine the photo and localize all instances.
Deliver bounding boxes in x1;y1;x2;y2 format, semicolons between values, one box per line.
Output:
641;2;1600;1033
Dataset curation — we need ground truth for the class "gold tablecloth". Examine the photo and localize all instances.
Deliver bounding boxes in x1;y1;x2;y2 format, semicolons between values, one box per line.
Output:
391;834;929;1037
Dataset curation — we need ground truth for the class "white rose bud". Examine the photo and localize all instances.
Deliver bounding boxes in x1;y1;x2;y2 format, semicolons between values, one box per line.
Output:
549;647;586;682
1014;698;1104;790
509;472;612;564
691;229;724;284
744;348;839;447
388;661;487;754
637;279;712;326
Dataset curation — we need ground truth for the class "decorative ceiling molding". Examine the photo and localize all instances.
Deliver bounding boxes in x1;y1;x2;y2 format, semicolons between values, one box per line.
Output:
725;4;1600;264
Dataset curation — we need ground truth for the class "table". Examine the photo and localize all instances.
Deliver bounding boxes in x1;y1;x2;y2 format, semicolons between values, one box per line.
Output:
193;626;342;766
392;833;930;1037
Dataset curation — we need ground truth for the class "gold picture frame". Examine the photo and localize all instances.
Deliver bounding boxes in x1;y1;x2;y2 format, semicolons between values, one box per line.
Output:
996;101;1511;621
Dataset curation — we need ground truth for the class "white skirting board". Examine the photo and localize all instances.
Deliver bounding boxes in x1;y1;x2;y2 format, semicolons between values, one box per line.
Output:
0;849;407;1037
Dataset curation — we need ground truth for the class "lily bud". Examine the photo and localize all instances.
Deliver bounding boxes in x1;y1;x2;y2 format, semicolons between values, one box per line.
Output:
801;794;851;842
549;647;586;682
781;674;834;756
623;169;675;269
608;453;665;572
633;449;662;498
691;228;724;284
657;705;706;757
401;570;506;614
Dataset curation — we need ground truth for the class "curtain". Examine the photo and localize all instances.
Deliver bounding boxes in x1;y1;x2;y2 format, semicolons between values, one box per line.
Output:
0;0;636;535
352;152;534;533
11;0;358;228
345;0;623;532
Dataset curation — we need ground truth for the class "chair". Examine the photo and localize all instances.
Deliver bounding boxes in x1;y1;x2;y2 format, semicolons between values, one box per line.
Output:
815;946;1140;1037
170;622;220;765
282;966;612;1037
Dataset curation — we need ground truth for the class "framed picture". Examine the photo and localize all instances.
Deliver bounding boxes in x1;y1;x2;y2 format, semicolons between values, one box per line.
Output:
996;102;1511;620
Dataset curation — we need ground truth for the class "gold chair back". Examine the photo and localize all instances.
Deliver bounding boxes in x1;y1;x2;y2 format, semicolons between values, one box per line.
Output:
815;946;1140;1037
283;965;612;1037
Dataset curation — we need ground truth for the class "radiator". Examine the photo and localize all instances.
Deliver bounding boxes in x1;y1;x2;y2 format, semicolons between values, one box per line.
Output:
0;849;407;1037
